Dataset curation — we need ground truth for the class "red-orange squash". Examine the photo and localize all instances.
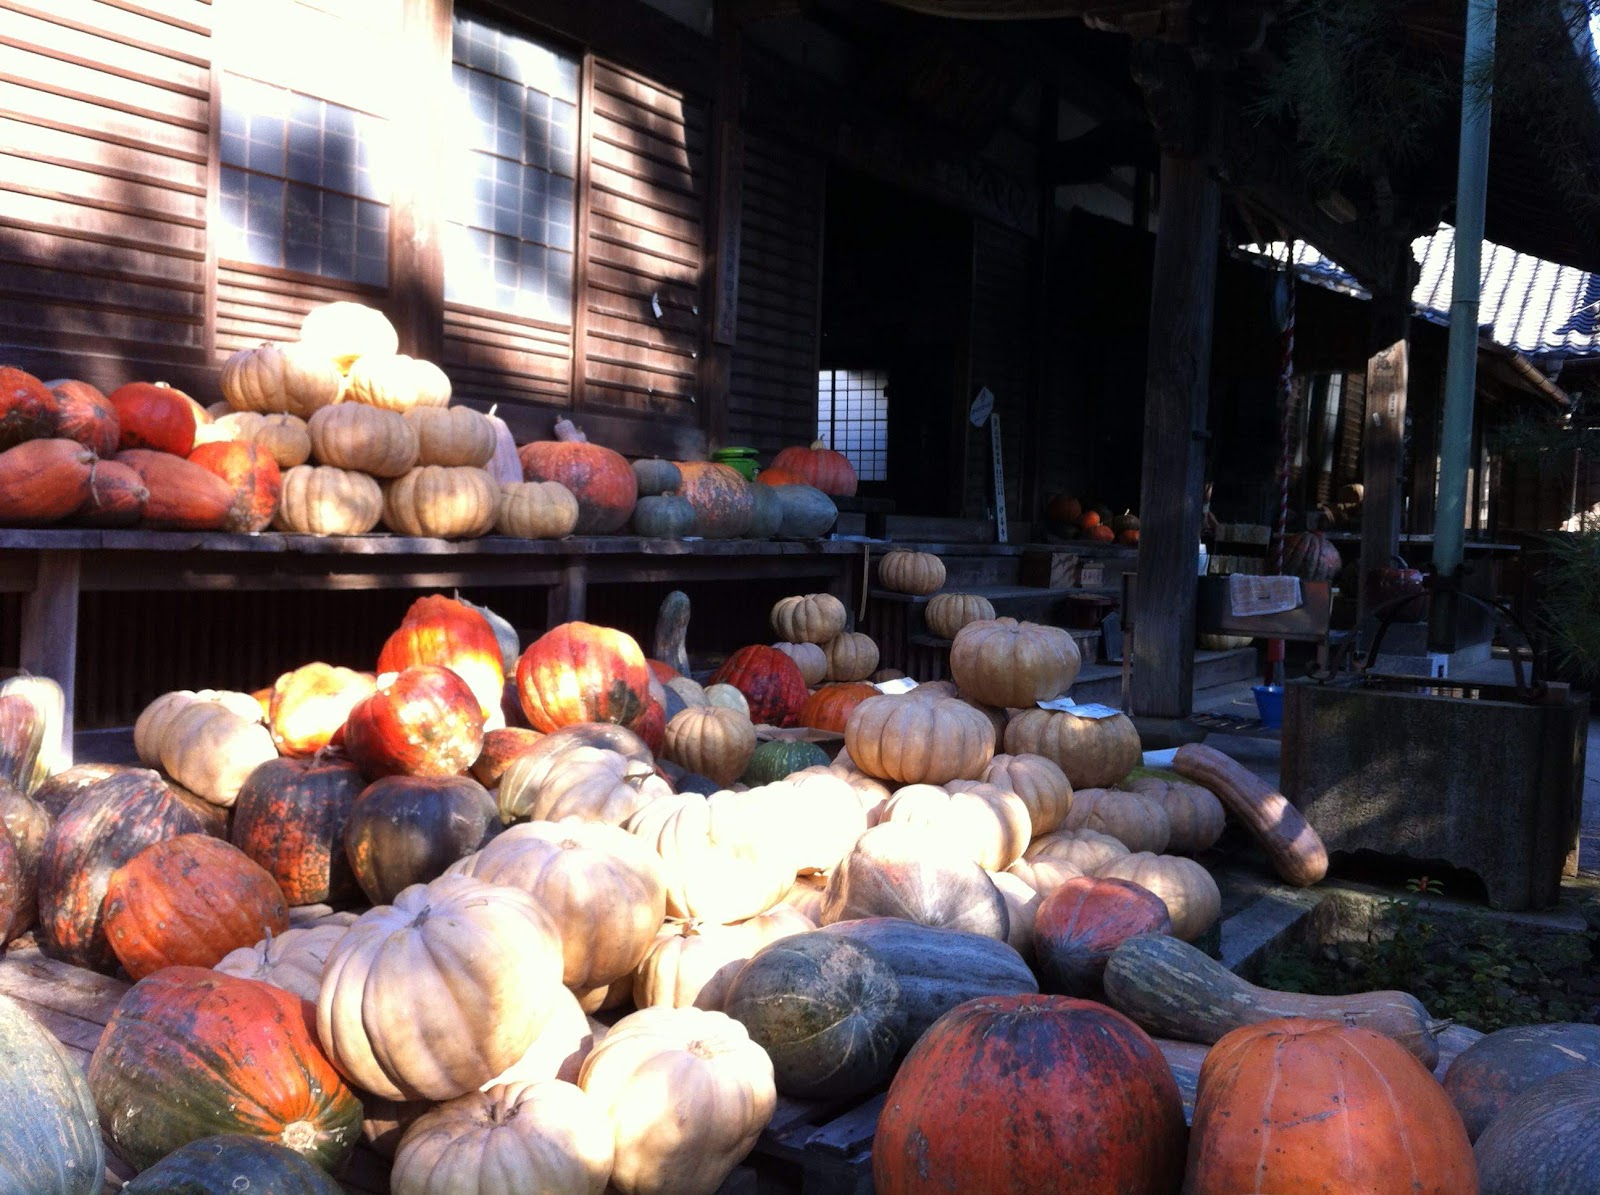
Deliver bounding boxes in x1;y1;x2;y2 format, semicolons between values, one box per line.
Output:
675;461;755;538
1184;1018;1477;1195
709;645;808;728
755;466;802;487
187;440;282;533
771;441;857;497
37;769;214;971
516;621;651;733
88;967;363;1172
47;378;119;456
377;594;505;723
633;697;666;755
344;665;485;780
874;994;1186;1194
266;662;376;757
108;381;197;456
231;755;365;906
799;682;880;733
76;459;148;527
1033;875;1173;998
470;726;543;788
517;419;635;534
103;835;289;979
0;366;57;449
0;438;96;523
116;448;234;530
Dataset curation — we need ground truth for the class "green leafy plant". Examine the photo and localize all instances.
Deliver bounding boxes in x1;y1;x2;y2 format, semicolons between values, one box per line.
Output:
1533;531;1600;685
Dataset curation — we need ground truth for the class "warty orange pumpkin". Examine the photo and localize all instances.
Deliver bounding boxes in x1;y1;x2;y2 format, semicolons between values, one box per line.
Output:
377;594;505;724
516;621;651;733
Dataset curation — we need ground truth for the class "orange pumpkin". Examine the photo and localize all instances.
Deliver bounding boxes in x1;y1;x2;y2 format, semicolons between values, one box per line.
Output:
267;662;376;756
116;449;234;530
102;835;289;980
377;594;505;724
1185;1018;1477;1195
88;967;363;1172
0;366;58;449
798;682;880;733
516;621;651;734
46;378;119;457
675;461;755;538
517;419;636;534
344;665;486;780
709;645;808;728
187;441;282;533
771;441;857;497
1078;511;1102;530
76;460;148;526
1089;524;1116;543
875;994;1186;1193
1045;494;1082;524
0;439;96;524
108;381;197;456
1117;528;1140;545
755;466;802;487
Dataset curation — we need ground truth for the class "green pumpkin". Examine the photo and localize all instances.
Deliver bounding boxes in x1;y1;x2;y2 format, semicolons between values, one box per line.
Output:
0;993;103;1194
773;484;838;539
632;458;683;497
122;1135;344;1194
746;482;784;539
742;739;830;785
725;932;906;1099
631;494;697;539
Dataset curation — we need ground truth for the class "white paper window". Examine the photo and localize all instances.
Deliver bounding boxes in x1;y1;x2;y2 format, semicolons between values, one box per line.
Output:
445;13;579;323
817;369;888;483
218;76;389;285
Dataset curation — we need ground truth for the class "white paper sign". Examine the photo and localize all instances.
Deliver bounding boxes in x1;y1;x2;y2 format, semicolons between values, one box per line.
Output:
1036;695;1122;719
874;677;919;695
1142;748;1179;768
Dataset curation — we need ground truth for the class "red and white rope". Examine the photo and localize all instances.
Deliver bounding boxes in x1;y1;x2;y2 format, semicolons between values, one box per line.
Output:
1275;244;1297;575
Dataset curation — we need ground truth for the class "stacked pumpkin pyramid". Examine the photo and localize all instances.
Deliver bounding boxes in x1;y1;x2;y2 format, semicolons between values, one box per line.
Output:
210;300;579;540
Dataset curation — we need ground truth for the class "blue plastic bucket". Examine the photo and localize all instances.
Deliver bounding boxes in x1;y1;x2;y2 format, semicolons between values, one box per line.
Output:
1252;684;1284;729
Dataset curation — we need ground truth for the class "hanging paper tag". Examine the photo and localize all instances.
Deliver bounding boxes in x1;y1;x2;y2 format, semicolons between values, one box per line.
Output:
1142;747;1179;767
875;677;919;695
1037;694;1122;718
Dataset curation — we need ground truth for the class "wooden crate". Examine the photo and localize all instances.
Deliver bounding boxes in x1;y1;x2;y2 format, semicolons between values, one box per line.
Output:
750;1092;883;1194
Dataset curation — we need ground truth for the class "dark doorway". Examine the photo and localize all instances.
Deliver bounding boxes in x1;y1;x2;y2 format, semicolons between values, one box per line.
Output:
820;167;971;515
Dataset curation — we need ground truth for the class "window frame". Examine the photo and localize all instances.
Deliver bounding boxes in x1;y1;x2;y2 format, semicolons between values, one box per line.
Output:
442;10;584;329
817;367;890;484
213;70;394;291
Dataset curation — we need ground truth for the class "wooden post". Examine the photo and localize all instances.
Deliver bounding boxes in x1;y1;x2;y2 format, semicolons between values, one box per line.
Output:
389;0;451;362
1130;151;1221;718
546;560;588;627
1357;280;1411;634
699;0;744;450
20;550;80;765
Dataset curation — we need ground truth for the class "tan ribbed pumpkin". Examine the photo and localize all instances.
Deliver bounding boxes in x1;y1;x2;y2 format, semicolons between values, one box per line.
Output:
844;695;994;785
308;403;418;478
924;593;996;640
877;550;945;595
823;632;879;683
220;342;343;417
273;465;383;535
497;481;580;539
770;594;847;644
950;618;1081;708
382;467;499;538
405;406;497;468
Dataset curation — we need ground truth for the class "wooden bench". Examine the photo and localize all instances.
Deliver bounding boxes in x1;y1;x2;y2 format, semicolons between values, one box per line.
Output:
0;530;869;764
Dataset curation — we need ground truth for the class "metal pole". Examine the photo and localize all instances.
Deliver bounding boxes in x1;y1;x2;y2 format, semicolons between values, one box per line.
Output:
1432;0;1496;586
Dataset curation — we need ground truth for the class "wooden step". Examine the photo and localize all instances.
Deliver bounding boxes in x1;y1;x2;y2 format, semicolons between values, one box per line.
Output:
1068;647;1259;706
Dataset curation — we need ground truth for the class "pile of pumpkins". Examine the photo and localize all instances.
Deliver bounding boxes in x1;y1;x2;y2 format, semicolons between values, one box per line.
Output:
0;592;1581;1194
0;298;854;543
1044;494;1140;545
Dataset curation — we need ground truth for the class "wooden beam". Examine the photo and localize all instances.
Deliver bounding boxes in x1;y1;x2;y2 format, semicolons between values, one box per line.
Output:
1130;150;1222;718
20;550;79;766
1357;292;1410;633
390;0;451;362
700;0;744;450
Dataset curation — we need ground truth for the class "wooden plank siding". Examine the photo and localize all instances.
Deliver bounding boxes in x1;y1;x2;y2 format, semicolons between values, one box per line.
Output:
727;132;824;455
579;59;709;420
963;219;1036;522
0;0;211;393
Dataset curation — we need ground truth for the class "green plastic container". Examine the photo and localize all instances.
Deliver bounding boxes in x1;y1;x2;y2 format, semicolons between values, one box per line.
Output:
711;446;759;481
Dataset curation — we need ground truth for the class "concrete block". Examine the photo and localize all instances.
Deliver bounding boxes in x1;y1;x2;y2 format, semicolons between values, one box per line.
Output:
1281;680;1588;910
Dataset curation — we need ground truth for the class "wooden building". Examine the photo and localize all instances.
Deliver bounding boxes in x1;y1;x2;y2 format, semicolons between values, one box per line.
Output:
7;0;1600;727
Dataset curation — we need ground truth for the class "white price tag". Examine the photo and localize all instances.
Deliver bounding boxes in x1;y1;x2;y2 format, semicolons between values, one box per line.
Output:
874;677;919;695
1141;748;1179;767
1036;695;1122;719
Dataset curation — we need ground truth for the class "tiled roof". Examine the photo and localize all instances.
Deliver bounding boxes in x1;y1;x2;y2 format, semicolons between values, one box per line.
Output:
1240;225;1600;361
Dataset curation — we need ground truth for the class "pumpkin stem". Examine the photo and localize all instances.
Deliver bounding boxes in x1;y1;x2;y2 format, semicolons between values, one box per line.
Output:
552;418;588;444
809;439;828;451
280;1121;319;1152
